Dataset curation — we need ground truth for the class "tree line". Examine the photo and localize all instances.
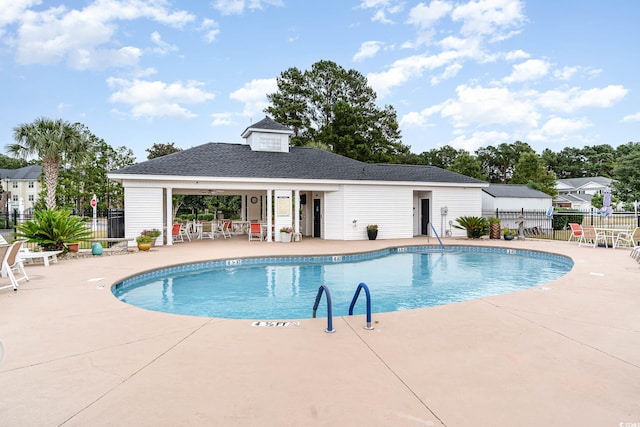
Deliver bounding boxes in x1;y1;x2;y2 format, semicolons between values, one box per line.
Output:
4;61;640;214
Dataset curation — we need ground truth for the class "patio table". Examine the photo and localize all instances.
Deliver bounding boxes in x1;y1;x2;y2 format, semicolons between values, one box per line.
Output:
594;227;631;248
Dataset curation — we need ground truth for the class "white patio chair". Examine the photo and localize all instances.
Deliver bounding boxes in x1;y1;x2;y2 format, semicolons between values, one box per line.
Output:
171;223;184;243
200;221;215;239
578;225;608;248
615;227;640;249
1;241;29;291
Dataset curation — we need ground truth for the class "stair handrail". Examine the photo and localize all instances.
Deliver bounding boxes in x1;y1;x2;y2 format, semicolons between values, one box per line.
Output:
348;282;374;330
428;222;445;251
312;284;335;333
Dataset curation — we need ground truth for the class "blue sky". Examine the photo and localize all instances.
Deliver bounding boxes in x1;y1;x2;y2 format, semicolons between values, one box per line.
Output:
1;0;638;162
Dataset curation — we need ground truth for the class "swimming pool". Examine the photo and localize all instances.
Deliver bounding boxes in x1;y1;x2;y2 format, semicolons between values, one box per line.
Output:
113;246;572;320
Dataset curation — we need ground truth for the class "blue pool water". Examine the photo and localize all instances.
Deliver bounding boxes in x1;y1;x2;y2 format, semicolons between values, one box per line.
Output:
112;246;573;320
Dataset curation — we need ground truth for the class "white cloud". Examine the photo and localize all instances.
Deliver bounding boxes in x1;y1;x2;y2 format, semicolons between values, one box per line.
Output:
367;49;471;97
199;18;220;43
212;0;284;16
622;112;640;122
107;77;215;119
11;1;195;69
150;32;178;56
0;0;40;34
407;1;452;29
353;41;383;62
526;117;591;142
430;63;462;85
448;130;511;152
400;105;441;128
359;0;403;24
441;84;540;128
229;78;277;118
503;59;550;83
210;112;235;126
536;85;628;113
504;49;529;61
451;0;526;38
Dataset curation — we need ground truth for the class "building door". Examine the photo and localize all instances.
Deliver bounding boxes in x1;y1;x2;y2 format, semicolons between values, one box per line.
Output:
313;199;321;237
420;199;430;235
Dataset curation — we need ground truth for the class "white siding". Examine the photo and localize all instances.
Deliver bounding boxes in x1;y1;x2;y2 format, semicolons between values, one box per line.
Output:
433;187;483;238
331;185;413;240
323;190;344;240
125;187;164;245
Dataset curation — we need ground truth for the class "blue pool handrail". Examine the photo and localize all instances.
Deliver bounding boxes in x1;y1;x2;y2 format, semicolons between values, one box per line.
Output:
429;222;445;251
312;284;335;333
348;282;374;330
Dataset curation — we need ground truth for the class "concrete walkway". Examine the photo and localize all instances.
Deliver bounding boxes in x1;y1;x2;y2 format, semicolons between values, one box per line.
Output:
0;237;639;426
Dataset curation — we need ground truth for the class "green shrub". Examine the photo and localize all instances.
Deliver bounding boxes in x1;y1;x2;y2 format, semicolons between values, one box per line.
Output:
453;216;490;238
14;208;93;252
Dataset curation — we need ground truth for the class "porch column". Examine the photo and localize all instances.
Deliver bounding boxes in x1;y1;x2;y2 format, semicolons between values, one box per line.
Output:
294;189;300;236
266;189;273;242
165;187;173;246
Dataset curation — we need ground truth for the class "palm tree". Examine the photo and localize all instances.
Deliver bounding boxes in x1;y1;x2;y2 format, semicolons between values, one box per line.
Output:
8;117;90;209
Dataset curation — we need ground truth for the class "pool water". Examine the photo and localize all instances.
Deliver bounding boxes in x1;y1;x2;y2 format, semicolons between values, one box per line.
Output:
112;247;572;320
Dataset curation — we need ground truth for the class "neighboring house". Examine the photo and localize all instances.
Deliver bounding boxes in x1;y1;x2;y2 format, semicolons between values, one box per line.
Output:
0;165;42;215
554;177;612;210
108;117;488;244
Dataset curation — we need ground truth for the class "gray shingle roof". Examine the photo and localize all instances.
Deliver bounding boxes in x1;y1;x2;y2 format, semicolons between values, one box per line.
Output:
557;177;611;190
112;143;484;184
0;165;42;180
240;116;293;137
483;184;550;198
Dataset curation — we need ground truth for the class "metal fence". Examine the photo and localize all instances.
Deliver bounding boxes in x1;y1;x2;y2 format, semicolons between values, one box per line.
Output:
1;209;125;247
483;209;640;241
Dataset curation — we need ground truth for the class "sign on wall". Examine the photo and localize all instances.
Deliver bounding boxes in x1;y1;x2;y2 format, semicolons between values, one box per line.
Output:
276;196;291;216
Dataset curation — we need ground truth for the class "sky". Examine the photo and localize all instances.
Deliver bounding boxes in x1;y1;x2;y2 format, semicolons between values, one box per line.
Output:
1;0;639;163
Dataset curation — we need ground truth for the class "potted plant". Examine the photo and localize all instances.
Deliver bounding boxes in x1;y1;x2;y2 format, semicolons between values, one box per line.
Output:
488;217;501;239
280;226;293;243
367;224;378;240
141;228;161;246
503;227;516;240
136;234;153;251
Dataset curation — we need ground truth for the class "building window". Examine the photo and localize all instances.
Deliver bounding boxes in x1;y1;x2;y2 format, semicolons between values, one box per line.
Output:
28;195;34;201
12;181;18;188
28;181;34;188
12;195;18;202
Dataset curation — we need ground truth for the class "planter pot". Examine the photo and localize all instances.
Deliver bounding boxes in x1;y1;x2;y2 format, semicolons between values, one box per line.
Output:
489;223;501;239
91;243;103;256
280;232;292;243
504;234;515;241
137;242;152;251
67;242;79;252
367;229;378;240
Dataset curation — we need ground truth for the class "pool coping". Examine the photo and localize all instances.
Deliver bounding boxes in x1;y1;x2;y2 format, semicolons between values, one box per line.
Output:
1;237;638;426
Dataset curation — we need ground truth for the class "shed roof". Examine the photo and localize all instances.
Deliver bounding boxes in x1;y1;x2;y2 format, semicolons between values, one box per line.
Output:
482;184;551;199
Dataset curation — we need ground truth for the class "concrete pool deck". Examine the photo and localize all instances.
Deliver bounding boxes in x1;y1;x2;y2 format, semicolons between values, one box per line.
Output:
0;237;638;426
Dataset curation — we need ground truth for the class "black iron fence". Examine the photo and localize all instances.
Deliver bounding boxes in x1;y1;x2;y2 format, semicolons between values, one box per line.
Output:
1;209;125;240
483;209;640;241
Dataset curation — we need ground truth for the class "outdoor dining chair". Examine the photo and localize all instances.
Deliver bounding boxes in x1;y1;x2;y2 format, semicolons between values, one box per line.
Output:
567;223;583;243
